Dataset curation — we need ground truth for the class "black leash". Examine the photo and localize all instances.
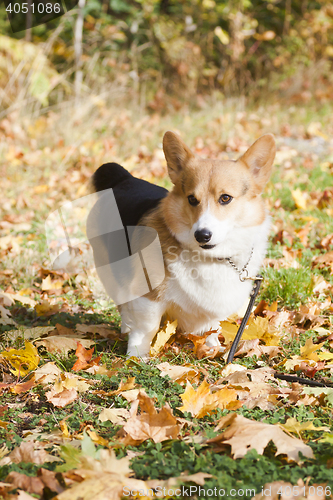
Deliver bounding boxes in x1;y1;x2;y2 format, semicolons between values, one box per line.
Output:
274;372;333;387
225;275;333;389
226;275;263;364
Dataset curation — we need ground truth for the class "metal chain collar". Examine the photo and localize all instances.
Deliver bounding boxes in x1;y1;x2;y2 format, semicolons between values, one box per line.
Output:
218;247;263;282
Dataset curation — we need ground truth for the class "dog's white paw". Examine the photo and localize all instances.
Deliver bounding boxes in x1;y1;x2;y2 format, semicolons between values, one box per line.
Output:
205;331;222;349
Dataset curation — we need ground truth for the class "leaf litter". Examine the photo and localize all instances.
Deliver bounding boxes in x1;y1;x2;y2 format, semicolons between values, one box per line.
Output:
2;109;333;498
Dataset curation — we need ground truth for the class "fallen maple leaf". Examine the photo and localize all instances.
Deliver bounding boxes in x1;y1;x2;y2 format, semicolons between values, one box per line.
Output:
317;351;333;361
11;376;36;394
107;377;137;396
0;341;39;377
292;188;308;210
41;275;64;291
85;427;109;447
185;331;215;358
56;473;148;500
300;337;325;362
302;386;333;406
279;417;330;438
98;408;130;425
47;387;78;408
76;323;119;339
0;304;17;325
179;380;238;418
0;375;36;396
0;289;36;307
220;316;281;346
46;372;91;407
179;380;217;418
36;336;95;356
56;441;149;499
34;361;62;385
156;362;200;385
84;364;113;376
120;389;140;402
6;469;64;497
72;342;101;371
218;366;275;385
35;300;60;317
122;390;179;444
0;441;61;466
150;320;177;356
5;326;55;342
211;413;314;463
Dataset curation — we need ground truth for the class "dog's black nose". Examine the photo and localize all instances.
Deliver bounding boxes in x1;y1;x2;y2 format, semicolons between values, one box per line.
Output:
194;228;212;244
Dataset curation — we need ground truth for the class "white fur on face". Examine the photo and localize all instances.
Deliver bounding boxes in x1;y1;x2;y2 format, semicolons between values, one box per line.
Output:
173;205;233;251
192;205;232;246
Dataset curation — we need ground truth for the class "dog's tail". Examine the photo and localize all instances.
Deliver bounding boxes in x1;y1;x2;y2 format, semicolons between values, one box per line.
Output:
91;162;132;192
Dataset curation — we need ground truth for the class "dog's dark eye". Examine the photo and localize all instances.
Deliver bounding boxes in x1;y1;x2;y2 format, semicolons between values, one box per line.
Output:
188;195;200;206
219;194;233;205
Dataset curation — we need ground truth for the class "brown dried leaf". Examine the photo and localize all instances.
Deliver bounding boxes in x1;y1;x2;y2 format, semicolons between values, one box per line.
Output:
34;361;63;384
2;441;61;465
46;387;78;407
35;336;95;355
212;413;314;463
56;474;148;500
156;362;200;385
76;323;119;339
6;468;64;496
98;408;130;425
45;373;91;407
122;391;179;444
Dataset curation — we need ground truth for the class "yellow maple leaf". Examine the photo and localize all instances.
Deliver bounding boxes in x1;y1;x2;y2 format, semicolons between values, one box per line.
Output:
35;300;60;317
179;380;216;418
219;320;238;343
300;337;325;362
0;341;39;376
292;188;307;210
214;387;239;411
318;352;333;361
179;380;238;418
279;417;329;437
220;316;281;346
41;275;64;291
150;320;177;356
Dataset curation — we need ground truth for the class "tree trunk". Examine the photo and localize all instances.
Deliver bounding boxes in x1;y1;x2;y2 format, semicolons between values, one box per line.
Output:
74;0;86;104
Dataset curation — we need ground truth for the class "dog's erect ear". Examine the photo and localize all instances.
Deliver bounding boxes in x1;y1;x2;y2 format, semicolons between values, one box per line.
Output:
239;134;276;192
163;131;194;184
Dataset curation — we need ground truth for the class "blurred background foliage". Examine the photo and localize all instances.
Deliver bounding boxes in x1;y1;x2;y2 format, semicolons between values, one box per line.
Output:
1;0;333;113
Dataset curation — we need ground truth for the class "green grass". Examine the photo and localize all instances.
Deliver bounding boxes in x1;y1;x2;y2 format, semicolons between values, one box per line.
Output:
261;267;314;309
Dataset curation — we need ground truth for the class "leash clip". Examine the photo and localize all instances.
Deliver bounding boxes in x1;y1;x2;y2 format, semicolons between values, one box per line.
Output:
241;274;264;282
239;269;249;282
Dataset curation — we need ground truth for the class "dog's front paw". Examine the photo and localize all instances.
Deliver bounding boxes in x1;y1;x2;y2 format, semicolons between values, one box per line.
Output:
205;331;222;349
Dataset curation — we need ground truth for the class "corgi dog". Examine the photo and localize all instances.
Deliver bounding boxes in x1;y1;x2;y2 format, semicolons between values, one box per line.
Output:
88;132;276;358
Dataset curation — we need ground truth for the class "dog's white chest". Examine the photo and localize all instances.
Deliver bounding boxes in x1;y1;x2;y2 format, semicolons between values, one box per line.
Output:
164;256;252;329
